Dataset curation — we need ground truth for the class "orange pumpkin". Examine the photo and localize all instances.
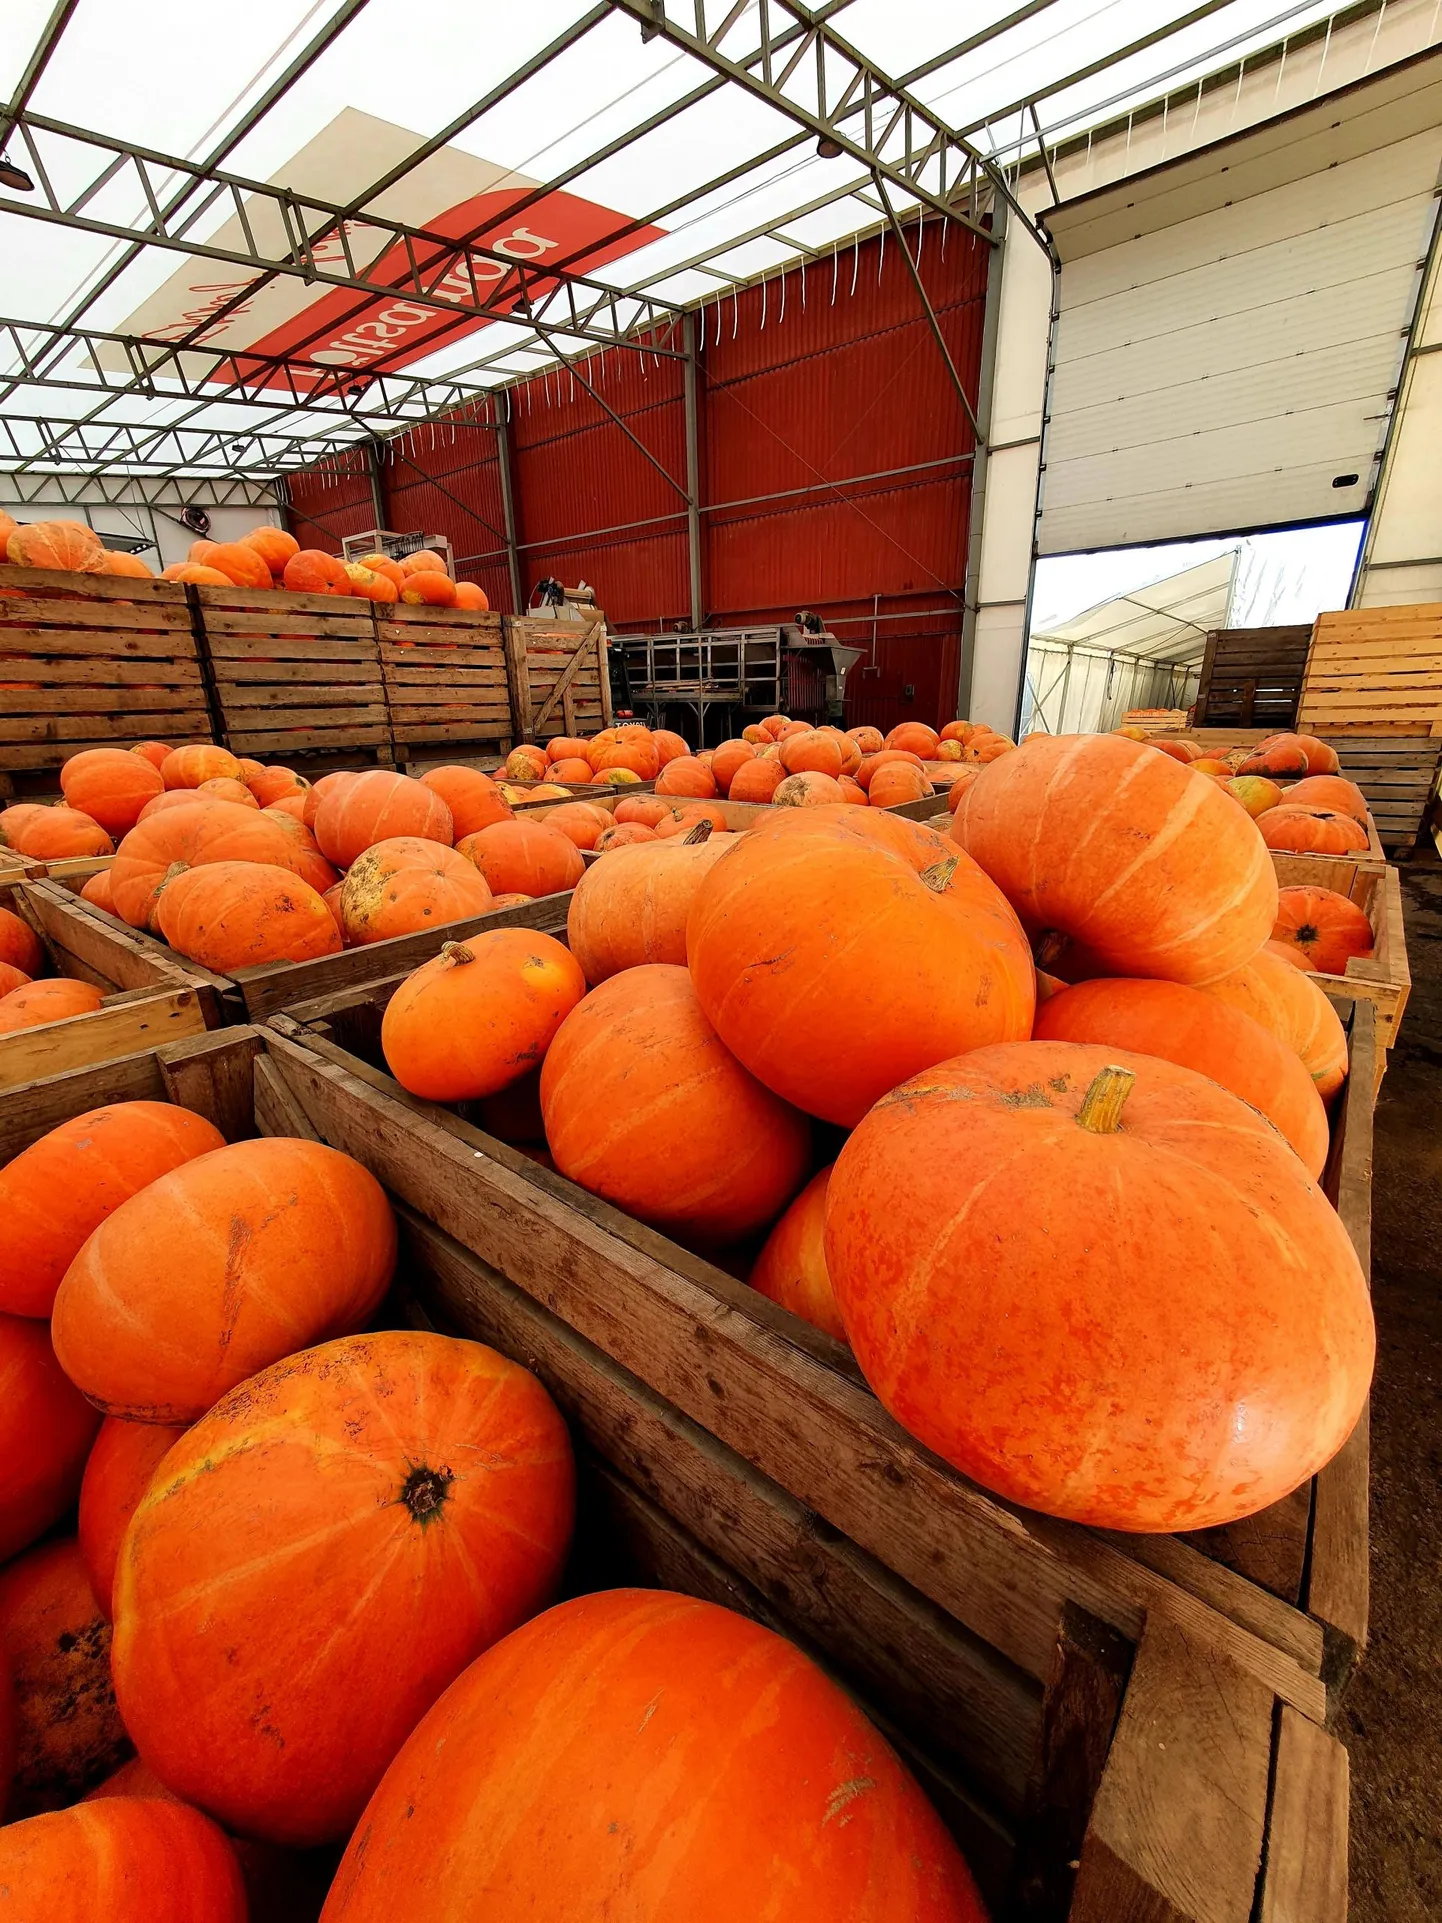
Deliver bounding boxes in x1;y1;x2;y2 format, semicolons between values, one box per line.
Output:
1200;945;1349;1102
418;764;513;838
687;808;1034;1126
356;553;406;591
5;520;106;572
159;562;232;585
945;768;981;812
263;790;309;824
612;796;669;828
303;767;358;830
1033;977;1330;1177
825;1042;1374;1530
203;543;272;590
1257;804;1369;855
1239;734;1310;779
1290;734;1341;775
652;804;729;838
78;869;115;914
1282;774;1368;823
0;1537;127;1812
855;748;923;790
100;550;155;580
567;831;733;982
160;743;243;790
589;737;660;781
400;569;458;608
541;802;611;851
654;755;718;798
0;1798;246;1922
837;774;868;804
867;762;933;808
709;739;755;794
0;960;30;995
320;1588;985;1923
1150;738;1203;763
845;724;886;753
344;562;399;603
283;549;350;595
505;746;550;782
937;720;974;746
0;1318;101;1561
382;931;584;1101
242;525;300;574
934;739;962;762
953;733;1276;985
196;775;259;809
138;788;213;823
772;770;845;807
594;822;658;850
453;580;489;610
884;722;939;758
960;730;1015;764
130;740;171;771
727;758;784;803
341;837;494;945
1272;884;1373;974
541;965;810;1242
113;1330;573;1847
0;977;105;1033
777;730;843;779
53;1137;395;1422
0;505;17;552
749;1166;844;1341
244;765;306;807
256;809;337;894
399;549;447;576
314;769;454;866
545;736;590;765
156;861;340;970
2;805;113;861
79;1418;188;1620
111;798;304;929
324;878;346;935
543;756;590;784
0;802;46;848
457;819;583;898
187;539;219;564
1223;774;1284;818
651;729;690;765
0;1100;224;1320
590;765;643;787
0;904;42;975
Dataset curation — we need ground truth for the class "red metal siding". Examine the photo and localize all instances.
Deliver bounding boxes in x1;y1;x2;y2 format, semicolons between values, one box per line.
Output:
286;449;373;552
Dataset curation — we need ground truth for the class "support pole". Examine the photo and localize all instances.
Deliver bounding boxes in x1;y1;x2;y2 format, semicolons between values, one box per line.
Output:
683;311;704;632
366;439;387;537
957;197;1008;723
496;403;526;616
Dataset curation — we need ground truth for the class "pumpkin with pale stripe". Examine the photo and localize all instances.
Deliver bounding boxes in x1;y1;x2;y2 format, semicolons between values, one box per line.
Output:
1200;943;1349;1101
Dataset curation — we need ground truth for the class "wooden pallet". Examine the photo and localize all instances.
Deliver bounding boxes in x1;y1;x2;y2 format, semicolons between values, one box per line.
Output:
1299;605;1442;737
0;880;209;1089
191;583;391;761
0;1022;1350;1922
266;968;1375;1711
1194;626;1312;728
380;605;512;756
508;612;612;741
0;567;211;771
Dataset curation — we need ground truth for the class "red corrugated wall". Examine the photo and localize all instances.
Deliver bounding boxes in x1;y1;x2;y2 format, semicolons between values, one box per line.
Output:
285;220;988;729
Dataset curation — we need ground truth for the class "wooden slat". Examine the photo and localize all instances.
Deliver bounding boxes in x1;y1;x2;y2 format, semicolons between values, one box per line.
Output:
380;644;508;669
223;725;391;754
0;600;192;631
0;688;203;715
0;658;202;687
205;633;377;662
0;711;211;748
218;685;385;710
155;1028;263;1143
1257;1708;1349;1923
0;626;198;656
215;660;380;686
0;984;207;1089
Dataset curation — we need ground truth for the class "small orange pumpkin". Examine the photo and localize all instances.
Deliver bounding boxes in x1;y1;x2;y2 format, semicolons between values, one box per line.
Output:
314;769;454;867
0;1798;246;1920
1257;805;1369;856
453;580;489;610
160;743;244;790
400;570;458;608
1272;885;1374;974
197;776;259;809
341;837;494;945
457;819;584;898
155;862;341;970
0;905;43;976
0;978;104;1034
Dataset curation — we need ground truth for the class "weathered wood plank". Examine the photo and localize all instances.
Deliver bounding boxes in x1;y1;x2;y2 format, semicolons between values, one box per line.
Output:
1257;1708;1348;1923
155;1028;263;1142
0;1049;166;1160
0;687;204;715
0;985;207;1090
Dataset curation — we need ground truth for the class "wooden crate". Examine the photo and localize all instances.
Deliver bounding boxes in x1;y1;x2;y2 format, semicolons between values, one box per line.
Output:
506;612;612;742
379;605;512;757
268;964;1376;1709
0;1022;1350;1922
192;583;391;761
0;567;212;771
1194;625;1312;728
1299;605;1442;736
1273;855;1409;1066
0;880;209;1090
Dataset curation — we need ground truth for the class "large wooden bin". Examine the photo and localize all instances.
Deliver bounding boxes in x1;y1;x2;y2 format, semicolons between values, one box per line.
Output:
0;1024;1351;1922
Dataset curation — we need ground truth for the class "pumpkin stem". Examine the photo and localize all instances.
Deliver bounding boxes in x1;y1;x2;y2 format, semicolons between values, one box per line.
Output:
681;820;713;844
1076;1064;1136;1134
919;855;959;895
1034;931;1067;969
440;941;474;967
399;1464;453;1525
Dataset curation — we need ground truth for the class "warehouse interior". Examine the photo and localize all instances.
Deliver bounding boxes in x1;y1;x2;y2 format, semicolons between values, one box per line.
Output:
2;2;1440;1918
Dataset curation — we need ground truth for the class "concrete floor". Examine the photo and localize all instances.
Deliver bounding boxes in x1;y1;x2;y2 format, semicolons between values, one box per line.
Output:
1343;856;1442;1922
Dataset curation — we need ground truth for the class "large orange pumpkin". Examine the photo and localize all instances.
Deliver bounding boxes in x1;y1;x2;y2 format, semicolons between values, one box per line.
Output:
709;739;755;794
547;756;596;784
456;818;583;897
418;764;514;837
303;768;357;830
203;543;272;589
541;965;810;1242
594;821;657;851
381;930;585;1102
825;1041;1374;1531
1272;884;1374;974
0;977;104;1033
1257;804;1369;855
113;1330;575;1847
59;749;164;835
749;1165;844;1342
960;730;1015;764
138;787;218;823
52;1137;396;1422
245;762;307;807
654;755;718;798
453;580;489;610
846;723;886;753
320;1588;986;1923
686;808;1034;1127
728;757;784;803
344;563;400;603
0;1538;127;1812
952;733;1277;984
1;805;113;861
110;796;326;929
79;1417;188;1619
0;904;43;976
261;807;340;893
314;768;453;866
777;730;843;779
197;775;258;809
540;801;610;850
1033;977;1330;1177
567;830;732;983
243;525;300;574
1279;774;1366;823
341;836;494;945
6;520;107;572
160;744;243;790
0;1798;246;1922
884;722;939;758
0;803;46;849
400;569;457;607
0;1100;223;1319
867;761;933;808
589;736;660;781
282;549;350;595
130;740;171;771
1199;944;1349;1102
1238;734;1310;779
855;749;924;790
1223;774;1284;818
0;1318;102;1561
772;769;845;807
156;861;341;970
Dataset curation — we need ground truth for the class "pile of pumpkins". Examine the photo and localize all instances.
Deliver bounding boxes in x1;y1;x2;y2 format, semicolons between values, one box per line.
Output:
377;728;1374;1550
0;513;488;609
0;1097;989;1920
1125;724;1377;857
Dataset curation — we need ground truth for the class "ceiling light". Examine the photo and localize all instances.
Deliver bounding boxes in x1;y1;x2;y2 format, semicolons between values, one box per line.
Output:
816;136;843;160
0;154;35;193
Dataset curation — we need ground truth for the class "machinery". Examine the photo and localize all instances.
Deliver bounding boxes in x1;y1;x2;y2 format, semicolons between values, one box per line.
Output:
612;615;862;741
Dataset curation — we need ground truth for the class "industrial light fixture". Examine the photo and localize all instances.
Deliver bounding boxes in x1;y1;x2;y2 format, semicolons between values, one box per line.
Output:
816;135;843;160
0;153;35;193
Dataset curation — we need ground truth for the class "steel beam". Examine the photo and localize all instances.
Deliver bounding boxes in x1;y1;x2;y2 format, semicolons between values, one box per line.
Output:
957;198;1008;723
495;406;526;616
683;311;704;630
0;469;279;510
